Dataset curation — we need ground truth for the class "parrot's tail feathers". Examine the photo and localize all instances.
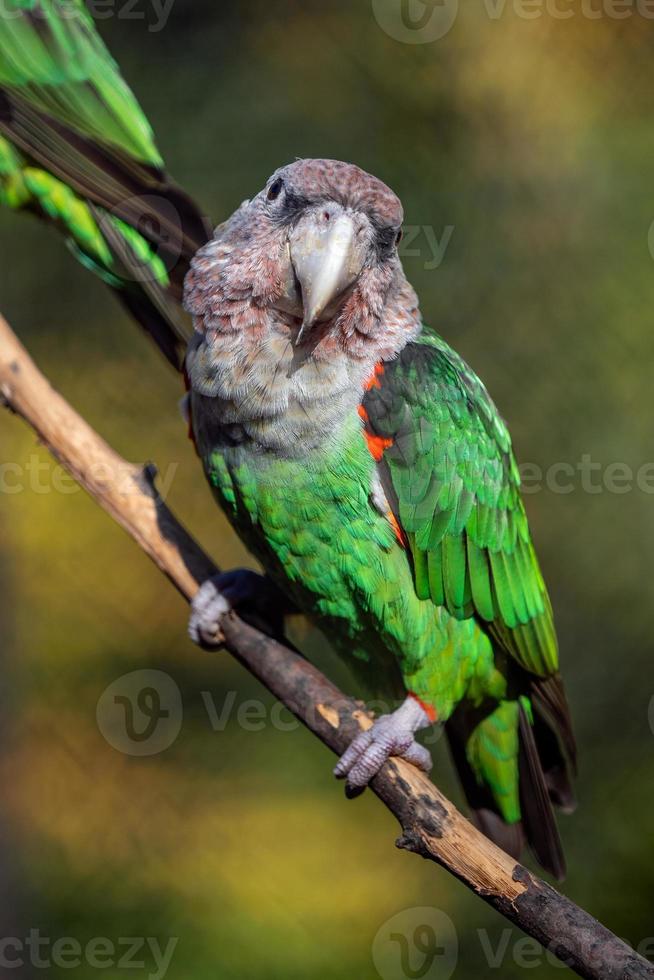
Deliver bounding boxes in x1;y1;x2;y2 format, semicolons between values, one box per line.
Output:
446;694;572;880
445;703;526;859
0;90;211;267
0;88;212;370
94;203;192;370
529;688;577;815
531;673;577;775
471;808;524;861
115;289;186;373
517;702;567;881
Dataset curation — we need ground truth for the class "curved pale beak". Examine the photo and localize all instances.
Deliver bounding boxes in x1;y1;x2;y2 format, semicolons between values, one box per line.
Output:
289;209;366;344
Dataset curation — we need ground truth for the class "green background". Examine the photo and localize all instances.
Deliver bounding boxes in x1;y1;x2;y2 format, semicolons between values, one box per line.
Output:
0;1;653;977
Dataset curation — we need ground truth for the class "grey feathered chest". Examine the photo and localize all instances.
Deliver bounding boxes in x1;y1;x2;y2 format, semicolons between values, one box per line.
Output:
187;326;377;457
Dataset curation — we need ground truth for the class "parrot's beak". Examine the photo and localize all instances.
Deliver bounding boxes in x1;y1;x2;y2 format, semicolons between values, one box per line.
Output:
289;209;366;344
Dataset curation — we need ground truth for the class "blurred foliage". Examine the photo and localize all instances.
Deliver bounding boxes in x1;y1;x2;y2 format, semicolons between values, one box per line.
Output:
1;1;653;977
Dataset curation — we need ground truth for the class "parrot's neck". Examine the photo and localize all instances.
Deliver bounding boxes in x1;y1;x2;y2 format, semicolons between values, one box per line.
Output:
188;325;385;457
186;268;423;457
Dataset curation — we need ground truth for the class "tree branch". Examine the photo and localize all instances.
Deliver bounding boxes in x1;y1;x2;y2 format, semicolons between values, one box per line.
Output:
0;312;650;980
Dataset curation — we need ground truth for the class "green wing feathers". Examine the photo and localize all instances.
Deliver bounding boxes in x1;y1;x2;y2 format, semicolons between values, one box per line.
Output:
0;0;210;368
364;332;558;679
364;332;575;878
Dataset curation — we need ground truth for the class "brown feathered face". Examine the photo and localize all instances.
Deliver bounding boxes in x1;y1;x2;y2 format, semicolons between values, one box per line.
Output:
184;159;419;363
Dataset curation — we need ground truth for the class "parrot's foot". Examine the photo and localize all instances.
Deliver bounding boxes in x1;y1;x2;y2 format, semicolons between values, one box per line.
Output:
333;696;433;791
188;577;231;646
188;569;294;646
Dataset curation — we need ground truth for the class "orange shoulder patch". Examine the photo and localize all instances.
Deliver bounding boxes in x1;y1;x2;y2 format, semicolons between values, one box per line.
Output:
358;397;405;547
358;404;393;462
364;361;385;391
386;509;407;548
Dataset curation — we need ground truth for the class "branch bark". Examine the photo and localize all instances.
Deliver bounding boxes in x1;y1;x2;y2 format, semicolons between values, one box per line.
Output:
0;312;650;980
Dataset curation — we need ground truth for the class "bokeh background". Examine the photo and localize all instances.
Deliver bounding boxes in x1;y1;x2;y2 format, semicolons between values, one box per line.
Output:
1;1;653;977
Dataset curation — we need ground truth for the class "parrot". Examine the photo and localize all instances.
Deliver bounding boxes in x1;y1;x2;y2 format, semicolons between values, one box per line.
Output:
0;4;576;880
183;159;576;880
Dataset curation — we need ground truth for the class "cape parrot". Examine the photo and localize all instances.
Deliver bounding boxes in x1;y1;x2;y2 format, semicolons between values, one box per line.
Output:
0;3;576;880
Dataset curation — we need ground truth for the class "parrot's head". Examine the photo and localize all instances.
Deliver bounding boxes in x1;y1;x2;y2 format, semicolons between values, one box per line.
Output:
251;158;413;348
184;159;420;384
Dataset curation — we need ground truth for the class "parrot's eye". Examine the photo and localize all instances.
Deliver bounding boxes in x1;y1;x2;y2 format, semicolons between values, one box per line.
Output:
267;178;284;202
395;228;403;246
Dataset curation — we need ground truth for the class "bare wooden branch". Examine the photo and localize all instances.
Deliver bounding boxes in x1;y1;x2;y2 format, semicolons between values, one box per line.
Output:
0;312;651;980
